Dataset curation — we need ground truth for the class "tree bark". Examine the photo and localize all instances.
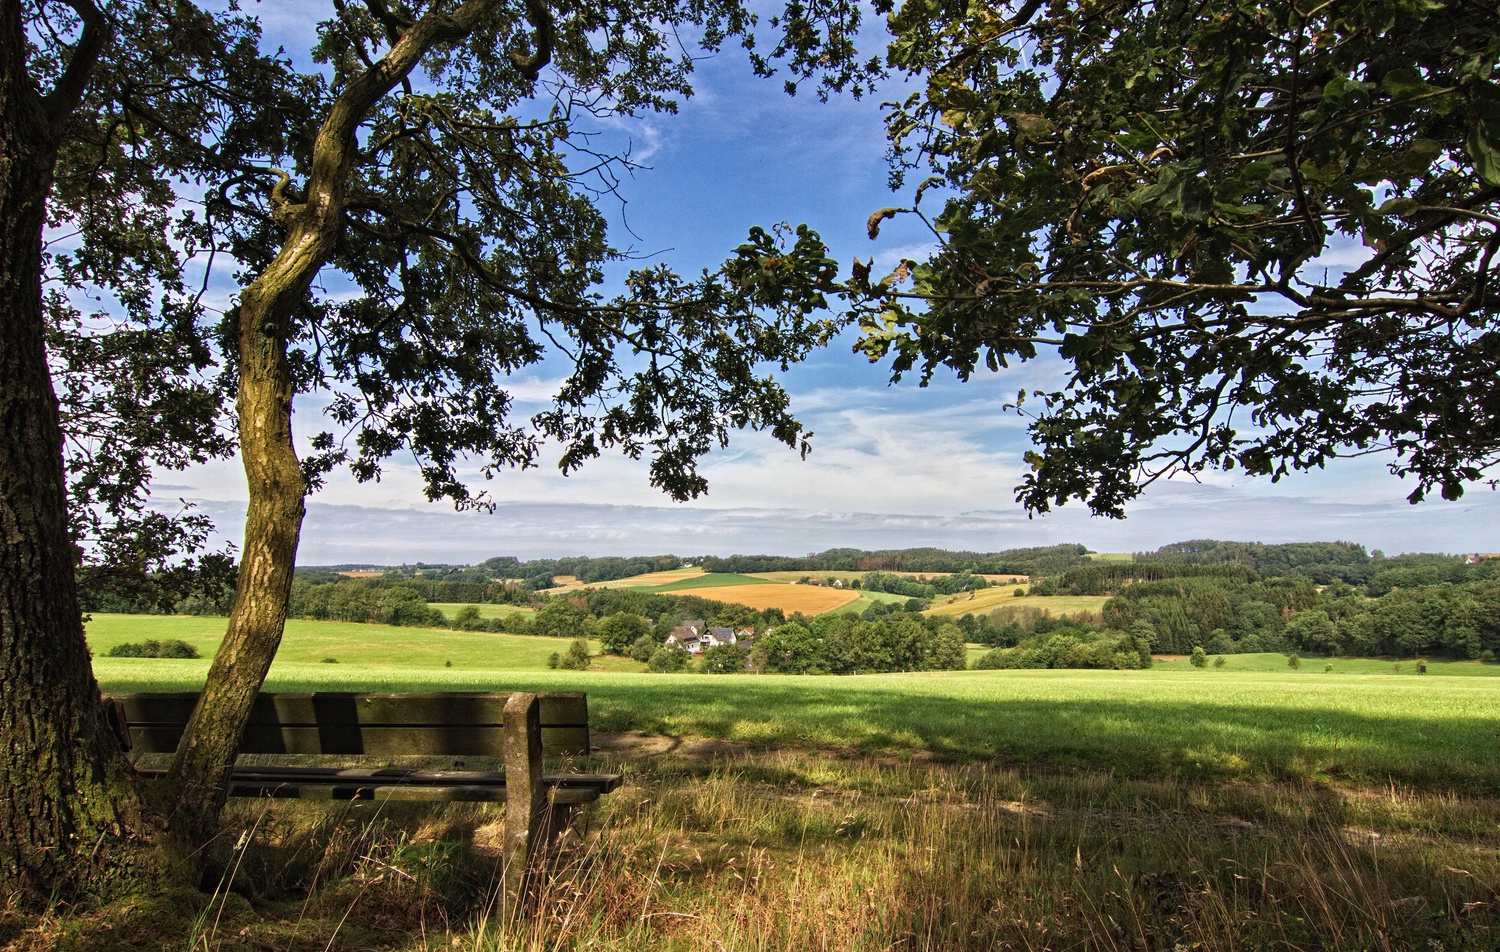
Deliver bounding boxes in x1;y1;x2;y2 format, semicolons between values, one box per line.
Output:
164;0;505;841
0;0;152;905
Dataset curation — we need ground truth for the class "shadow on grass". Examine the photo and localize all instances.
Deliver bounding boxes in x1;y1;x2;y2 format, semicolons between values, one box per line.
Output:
572;678;1500;793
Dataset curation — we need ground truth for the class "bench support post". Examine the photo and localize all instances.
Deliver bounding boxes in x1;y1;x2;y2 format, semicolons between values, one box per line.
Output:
502;692;544;922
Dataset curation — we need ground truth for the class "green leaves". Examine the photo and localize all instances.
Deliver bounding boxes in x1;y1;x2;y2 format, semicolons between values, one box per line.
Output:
840;0;1500;516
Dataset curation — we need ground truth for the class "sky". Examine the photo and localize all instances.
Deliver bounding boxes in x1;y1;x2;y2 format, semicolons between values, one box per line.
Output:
157;2;1500;564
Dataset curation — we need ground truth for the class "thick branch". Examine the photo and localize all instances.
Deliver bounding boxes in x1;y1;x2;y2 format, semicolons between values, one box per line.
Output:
40;0;106;130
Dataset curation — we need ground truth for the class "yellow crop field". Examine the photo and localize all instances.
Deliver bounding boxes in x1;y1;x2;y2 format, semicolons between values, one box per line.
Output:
591;567;706;589
666;583;860;614
927;589;1110;618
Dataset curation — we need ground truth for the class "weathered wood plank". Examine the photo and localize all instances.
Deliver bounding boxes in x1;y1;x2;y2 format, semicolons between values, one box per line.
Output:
110;692;592;756
503;693;545;922
112;692;588;727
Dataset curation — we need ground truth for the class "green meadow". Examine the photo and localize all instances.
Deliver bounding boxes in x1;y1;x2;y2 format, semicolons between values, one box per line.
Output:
89;614;1500;793
57;613;1500;950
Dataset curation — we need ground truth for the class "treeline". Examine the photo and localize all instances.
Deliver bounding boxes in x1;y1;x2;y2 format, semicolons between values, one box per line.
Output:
1138;540;1500;589
975;626;1153;670
744;613;968;675
1092;575;1500;659
699;544;1091;577
1040;563;1260;596
859;570;989;598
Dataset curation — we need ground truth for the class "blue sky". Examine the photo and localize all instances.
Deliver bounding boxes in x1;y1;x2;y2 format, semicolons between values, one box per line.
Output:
160;2;1500;563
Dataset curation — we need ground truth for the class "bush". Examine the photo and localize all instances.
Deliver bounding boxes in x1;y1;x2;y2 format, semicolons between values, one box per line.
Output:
106;639;200;659
560;639;591;671
648;643;690;673
630;633;659;664
1190;646;1207;668
1287;653;1302;670
1212;655;1226;668
700;643;750;673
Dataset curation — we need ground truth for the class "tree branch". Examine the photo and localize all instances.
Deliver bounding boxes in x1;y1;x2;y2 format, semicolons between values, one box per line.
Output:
509;0;554;81
41;0;107;130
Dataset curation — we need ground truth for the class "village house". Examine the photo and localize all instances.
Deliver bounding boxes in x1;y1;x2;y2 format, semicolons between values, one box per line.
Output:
664;621;755;655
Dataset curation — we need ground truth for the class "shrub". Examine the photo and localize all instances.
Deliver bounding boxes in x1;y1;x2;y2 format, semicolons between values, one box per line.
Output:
1190;646;1207;668
630;633;658;664
700;643;750;673
561;639;591;671
648;643;690;673
547;652;561;669
106;639;200;659
1212;655;1226;668
1287;653;1302;670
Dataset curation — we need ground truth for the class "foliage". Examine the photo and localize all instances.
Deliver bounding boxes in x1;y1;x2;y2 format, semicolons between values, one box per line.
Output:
849;0;1500;514
560;639;592;671
595;612;653;655
700;544;1091;576
1190;646;1208;668
287;581;445;628
647;642;691;673
975;627;1153;671
700;642;752;673
105;639;199;659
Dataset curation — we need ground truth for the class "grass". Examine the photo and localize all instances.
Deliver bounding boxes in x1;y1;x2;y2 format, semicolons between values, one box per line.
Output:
632;572;780;593
89;613;1500;794
18;614;1498;950
85;613;637;676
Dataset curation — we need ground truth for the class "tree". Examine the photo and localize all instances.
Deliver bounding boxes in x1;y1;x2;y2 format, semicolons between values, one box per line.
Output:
2;0;281;902
647;642;690;673
596;612;652;656
849;0;1500;516
159;0;874;841
4;0;875;900
1190;646;1208;668
751;621;823;673
700;642;750;673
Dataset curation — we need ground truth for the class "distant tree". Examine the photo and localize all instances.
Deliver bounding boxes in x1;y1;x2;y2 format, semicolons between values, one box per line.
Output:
561;639;592;671
647;643;691;673
752;621;823;674
453;605;484;630
928;623;969;671
596;612;652;656
1212;655;1227;669
1190;646;1208;669
533;599;596;640
630;633;660;665
700;643;751;673
1288;653;1303;670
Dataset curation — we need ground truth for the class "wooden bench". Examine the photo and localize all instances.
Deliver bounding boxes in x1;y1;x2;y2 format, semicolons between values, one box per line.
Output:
105;690;620;916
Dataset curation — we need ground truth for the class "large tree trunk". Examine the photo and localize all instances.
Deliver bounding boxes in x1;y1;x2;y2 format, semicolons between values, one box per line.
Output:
0;0;152;906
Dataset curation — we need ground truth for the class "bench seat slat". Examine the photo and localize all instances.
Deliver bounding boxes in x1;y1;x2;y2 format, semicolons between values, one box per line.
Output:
126;724;590;757
115;691;588;727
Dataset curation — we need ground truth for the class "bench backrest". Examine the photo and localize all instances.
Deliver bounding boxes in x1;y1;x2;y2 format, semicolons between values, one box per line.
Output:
107;691;590;758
